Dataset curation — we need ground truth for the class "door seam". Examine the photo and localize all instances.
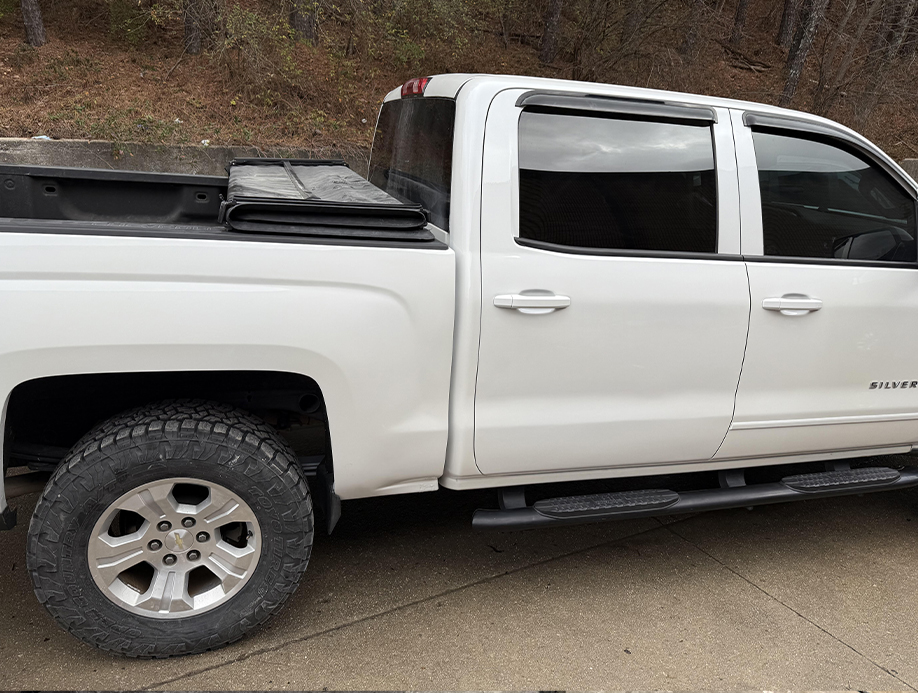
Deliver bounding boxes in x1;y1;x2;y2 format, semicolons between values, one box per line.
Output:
713;260;751;459
713;112;750;459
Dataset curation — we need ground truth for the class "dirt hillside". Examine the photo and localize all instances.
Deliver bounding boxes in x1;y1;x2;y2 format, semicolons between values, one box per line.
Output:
2;0;918;161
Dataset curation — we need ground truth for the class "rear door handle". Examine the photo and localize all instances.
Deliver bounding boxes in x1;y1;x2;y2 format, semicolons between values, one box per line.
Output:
763;295;822;316
494;294;571;312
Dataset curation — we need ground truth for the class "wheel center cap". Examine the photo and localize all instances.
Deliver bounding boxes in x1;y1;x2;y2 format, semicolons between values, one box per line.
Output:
164;528;194;553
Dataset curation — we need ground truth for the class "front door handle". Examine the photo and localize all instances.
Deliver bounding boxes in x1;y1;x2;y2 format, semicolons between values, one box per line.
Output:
494;294;571;313
763;295;822;316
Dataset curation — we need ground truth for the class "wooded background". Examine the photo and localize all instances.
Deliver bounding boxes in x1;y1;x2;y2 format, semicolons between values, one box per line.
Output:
3;0;918;159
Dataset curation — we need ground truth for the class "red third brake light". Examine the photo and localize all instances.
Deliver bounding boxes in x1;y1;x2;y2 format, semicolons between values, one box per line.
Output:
401;77;430;98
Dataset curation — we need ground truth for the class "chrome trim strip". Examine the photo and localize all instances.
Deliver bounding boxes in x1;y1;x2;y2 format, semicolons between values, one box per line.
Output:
731;412;918;430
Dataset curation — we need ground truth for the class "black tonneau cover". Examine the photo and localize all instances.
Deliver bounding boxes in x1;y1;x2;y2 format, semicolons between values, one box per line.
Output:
220;159;436;243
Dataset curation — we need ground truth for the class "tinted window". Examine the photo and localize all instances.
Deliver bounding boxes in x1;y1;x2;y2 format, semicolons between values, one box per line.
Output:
368;97;455;230
518;112;717;253
753;130;916;262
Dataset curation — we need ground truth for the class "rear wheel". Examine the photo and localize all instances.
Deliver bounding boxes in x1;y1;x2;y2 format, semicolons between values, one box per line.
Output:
27;400;313;657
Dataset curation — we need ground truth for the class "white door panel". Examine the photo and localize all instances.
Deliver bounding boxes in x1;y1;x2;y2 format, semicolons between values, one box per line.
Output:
718;261;918;458
475;252;751;474
474;92;749;476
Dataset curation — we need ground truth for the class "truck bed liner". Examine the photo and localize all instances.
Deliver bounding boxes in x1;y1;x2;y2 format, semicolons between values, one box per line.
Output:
0;164;225;224
1;159;442;247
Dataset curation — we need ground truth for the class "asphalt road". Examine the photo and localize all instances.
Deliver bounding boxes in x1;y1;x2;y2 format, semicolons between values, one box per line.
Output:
2;476;918;690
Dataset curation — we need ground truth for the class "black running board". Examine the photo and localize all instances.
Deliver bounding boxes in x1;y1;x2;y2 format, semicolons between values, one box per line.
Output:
472;466;918;531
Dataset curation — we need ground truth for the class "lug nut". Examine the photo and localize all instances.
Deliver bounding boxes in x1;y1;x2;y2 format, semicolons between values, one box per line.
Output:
148;539;162;551
157;521;172;532
187;550;201;561
163;554;177;566
181;517;196;528
196;532;210;542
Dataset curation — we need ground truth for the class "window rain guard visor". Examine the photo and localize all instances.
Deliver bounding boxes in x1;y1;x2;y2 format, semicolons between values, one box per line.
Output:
515;91;717;124
743;111;917;199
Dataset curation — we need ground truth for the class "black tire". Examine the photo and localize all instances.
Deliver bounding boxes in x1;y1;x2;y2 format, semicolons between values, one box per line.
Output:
27;400;314;658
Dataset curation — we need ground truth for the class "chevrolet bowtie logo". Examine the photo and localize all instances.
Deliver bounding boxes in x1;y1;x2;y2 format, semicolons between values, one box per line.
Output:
173;531;185;550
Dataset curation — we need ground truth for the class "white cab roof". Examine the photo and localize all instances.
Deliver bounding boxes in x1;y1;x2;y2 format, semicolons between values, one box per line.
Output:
381;73;916;193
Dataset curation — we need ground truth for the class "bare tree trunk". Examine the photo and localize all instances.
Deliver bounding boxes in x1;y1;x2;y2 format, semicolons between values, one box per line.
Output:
887;0;917;57
862;1;899;84
730;0;751;45
203;0;219;50
777;0;799;48
903;1;918;57
859;0;918;119
869;0;897;56
813;0;857;111
540;0;564;63
290;0;316;43
184;0;203;54
621;0;645;45
785;0;808;67
679;0;705;59
184;0;219;54
572;0;613;80
815;0;883;113
20;0;47;47
780;0;830;106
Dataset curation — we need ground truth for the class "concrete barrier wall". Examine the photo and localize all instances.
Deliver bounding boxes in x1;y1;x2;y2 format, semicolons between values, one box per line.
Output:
0;138;371;177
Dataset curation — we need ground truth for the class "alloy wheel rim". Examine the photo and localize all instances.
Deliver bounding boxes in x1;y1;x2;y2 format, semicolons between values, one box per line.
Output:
87;477;261;619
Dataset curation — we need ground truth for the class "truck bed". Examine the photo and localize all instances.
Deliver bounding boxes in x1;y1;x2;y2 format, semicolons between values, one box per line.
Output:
0;159;441;246
0;163;226;224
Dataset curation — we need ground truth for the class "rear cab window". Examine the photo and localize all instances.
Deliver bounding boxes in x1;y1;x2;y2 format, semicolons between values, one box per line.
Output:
368;97;456;231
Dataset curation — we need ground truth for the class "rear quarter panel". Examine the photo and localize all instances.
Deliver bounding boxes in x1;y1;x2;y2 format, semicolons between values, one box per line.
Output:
0;224;455;503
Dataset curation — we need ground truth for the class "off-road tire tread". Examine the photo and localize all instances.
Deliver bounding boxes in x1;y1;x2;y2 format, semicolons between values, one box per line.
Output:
27;399;313;658
68;399;288;459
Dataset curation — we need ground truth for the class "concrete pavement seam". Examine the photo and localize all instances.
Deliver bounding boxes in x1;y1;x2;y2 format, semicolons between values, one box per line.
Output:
662;522;918;692
140;518;690;690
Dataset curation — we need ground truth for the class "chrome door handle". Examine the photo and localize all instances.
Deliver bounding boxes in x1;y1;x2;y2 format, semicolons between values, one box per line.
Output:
494;294;571;312
763;295;822;316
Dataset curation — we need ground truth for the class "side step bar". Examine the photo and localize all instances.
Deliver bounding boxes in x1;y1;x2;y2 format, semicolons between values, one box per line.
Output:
472;466;918;531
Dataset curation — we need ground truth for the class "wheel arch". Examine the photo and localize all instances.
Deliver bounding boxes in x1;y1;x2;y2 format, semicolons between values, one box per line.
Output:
2;369;333;479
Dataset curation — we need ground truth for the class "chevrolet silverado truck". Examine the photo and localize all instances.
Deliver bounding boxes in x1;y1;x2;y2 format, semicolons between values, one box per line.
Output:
3;73;918;658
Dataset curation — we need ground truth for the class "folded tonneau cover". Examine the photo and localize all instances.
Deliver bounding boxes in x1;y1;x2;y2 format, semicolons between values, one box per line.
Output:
220;159;436;243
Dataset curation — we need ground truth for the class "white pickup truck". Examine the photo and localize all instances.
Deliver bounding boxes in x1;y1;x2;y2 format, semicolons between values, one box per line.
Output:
3;73;918;658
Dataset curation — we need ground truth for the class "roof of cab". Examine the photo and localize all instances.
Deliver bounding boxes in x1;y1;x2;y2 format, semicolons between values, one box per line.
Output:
425;73;825;121
380;73;916;193
384;72;856;133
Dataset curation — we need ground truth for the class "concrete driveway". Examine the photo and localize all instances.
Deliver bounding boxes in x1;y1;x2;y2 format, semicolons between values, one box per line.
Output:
2;474;918;690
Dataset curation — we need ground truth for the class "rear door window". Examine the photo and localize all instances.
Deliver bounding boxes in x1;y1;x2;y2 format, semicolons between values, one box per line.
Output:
518;112;717;253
